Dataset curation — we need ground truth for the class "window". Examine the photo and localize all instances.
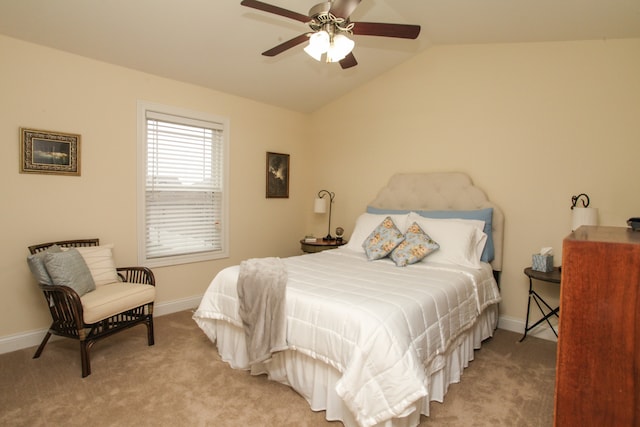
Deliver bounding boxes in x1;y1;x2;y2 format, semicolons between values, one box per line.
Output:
137;101;229;267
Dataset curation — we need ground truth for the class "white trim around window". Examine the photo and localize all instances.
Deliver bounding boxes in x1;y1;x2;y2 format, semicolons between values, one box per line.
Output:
137;101;229;267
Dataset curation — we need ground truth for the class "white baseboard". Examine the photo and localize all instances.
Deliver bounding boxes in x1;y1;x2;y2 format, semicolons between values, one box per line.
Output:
0;295;203;355
153;295;202;317
0;329;48;356
497;315;558;342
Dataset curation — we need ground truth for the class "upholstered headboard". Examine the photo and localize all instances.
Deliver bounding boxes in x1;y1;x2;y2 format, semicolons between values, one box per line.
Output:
368;172;504;272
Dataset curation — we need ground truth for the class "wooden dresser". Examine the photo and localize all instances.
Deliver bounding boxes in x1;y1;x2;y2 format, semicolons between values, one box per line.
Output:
555;226;640;426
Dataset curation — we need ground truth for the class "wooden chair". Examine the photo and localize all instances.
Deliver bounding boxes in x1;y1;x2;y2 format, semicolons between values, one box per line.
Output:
28;238;155;377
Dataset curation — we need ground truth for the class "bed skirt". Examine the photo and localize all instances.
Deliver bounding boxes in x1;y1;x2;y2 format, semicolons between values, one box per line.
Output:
195;304;498;427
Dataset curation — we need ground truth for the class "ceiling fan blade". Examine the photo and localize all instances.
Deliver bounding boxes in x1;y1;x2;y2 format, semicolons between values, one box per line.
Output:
339;52;358;69
329;0;361;19
240;0;309;24
352;22;421;39
261;33;310;57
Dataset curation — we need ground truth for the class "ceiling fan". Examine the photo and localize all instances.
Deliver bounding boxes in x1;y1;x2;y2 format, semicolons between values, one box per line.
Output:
240;0;421;69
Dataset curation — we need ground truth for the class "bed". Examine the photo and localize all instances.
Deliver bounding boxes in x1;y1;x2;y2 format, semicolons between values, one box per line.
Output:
193;172;504;427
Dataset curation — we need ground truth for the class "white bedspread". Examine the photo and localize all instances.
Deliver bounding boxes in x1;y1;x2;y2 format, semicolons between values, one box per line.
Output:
194;248;501;427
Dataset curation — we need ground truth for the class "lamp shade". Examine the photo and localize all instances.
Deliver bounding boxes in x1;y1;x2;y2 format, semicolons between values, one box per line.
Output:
572;207;598;231
314;197;327;214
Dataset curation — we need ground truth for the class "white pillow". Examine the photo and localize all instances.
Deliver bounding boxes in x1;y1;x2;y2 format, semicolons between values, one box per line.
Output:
407;212;487;269
75;244;119;286
345;213;410;253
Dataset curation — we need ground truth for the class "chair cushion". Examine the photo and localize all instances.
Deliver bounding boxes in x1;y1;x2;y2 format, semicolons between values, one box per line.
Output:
80;282;155;324
44;249;96;296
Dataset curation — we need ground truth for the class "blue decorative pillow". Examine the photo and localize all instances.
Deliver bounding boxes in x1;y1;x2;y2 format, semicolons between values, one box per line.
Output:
44;248;96;296
26;245;63;286
362;217;405;260
367;206;494;263
391;222;440;267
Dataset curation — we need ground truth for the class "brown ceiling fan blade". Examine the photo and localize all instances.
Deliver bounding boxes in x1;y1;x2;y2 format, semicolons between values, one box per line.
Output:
339;52;358;69
352;22;421;39
240;0;309;24
261;33;310;57
329;0;361;19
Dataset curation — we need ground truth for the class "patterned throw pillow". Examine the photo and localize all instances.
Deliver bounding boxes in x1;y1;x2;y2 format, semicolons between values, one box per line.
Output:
362;216;405;260
390;222;440;267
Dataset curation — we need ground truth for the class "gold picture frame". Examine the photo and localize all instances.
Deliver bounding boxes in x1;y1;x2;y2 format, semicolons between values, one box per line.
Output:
266;152;289;198
20;127;81;176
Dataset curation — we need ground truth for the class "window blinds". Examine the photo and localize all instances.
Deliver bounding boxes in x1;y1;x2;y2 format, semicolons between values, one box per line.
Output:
145;111;224;259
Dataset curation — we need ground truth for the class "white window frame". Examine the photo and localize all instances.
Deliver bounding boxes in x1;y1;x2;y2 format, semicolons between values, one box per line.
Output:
137;100;229;267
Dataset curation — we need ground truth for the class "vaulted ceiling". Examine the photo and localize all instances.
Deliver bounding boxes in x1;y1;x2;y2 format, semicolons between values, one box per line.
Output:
1;0;639;112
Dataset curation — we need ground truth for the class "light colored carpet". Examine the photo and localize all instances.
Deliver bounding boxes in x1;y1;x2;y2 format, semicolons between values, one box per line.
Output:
0;310;556;426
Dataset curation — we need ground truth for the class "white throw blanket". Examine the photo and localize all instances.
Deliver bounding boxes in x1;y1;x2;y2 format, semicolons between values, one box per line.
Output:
236;257;288;365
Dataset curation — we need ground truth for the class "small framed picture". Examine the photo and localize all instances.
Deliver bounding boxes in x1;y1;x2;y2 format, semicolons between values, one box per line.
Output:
266;152;289;198
20;127;81;176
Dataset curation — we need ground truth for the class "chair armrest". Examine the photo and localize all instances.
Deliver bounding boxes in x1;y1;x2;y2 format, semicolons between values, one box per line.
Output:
116;267;155;286
38;284;85;330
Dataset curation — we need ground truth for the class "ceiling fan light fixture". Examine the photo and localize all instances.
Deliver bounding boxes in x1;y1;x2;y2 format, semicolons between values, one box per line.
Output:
304;31;330;61
326;33;354;62
303;44;323;61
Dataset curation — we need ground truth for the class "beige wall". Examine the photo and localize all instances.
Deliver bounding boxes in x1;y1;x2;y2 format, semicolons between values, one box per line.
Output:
309;39;640;327
0;35;311;338
2;33;639;345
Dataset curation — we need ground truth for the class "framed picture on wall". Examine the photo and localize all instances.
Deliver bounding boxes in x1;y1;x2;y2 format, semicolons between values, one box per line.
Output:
266;152;289;198
20;127;81;176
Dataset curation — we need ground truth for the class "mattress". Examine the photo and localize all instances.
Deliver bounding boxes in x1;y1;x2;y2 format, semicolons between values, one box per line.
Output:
194;247;501;427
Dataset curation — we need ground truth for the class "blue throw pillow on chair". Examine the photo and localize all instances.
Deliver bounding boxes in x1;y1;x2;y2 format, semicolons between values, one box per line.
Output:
26;244;63;286
44;248;96;296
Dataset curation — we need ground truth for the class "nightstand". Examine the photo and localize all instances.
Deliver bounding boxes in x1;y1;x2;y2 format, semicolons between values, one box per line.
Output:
300;238;347;253
519;266;561;342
